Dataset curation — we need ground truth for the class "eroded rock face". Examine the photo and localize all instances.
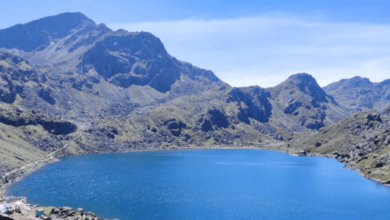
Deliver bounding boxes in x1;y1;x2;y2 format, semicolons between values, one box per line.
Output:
0;112;77;135
228;87;272;123
38;88;56;105
167;121;187;136
0;52;39;103
284;100;302;114
200;109;230;132
80;32;180;93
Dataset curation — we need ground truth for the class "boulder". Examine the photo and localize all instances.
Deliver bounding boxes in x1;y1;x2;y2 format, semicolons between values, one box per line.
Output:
40;215;52;220
50;208;60;215
87;211;97;217
385;136;390;145
367;113;381;122
76;208;85;214
376;161;385;168
67;211;77;217
315;142;322;147
0;215;14;220
298;150;307;156
59;206;73;212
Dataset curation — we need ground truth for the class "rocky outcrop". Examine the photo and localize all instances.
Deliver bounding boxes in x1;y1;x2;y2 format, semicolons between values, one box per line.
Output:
284;100;302;114
199;109;230;132
167;120;187;136
0;215;14;220
285;110;390;186
228;86;272;123
0;113;76;135
37;88;55;105
0;52;39;104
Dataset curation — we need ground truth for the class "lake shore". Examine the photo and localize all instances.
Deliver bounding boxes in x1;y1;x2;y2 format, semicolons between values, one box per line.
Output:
1;144;282;197
1;142;388;220
3;146;390;220
2;141;388;198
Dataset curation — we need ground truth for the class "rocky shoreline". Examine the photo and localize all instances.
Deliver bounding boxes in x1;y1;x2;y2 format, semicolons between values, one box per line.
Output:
0;202;109;220
2;142;390;193
2;112;390;220
2;141;390;206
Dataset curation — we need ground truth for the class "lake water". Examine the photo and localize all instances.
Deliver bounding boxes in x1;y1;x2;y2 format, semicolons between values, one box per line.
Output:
7;149;390;220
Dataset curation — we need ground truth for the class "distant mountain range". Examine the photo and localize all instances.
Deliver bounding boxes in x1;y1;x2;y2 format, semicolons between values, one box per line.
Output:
324;76;390;113
1;12;390;186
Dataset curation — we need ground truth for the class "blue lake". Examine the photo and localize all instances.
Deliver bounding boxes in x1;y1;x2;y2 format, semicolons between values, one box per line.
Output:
7;149;390;220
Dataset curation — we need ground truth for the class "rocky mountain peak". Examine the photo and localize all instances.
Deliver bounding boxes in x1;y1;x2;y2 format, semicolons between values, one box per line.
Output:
324;76;373;92
276;73;328;103
0;12;97;52
288;72;315;81
267;73;345;130
287;73;322;90
324;76;390;113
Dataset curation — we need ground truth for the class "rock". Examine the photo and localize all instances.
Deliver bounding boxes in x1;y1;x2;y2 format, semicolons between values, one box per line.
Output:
87;211;97;217
0;215;14;220
4;209;14;215
284;101;302;114
315;142;322;147
375;161;385;168
0;113;77;135
50;208;60;215
38;88;56;105
167;121;187;136
76;208;85;214
367;113;381;122
60;206;73;211
385;136;390;145
298;150;307;156
67;211;77;216
40;215;52;220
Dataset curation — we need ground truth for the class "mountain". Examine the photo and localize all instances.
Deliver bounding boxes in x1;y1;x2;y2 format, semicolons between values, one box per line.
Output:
0;12;223;94
225;73;348;140
0;12;388;188
268;73;347;129
324;76;390;113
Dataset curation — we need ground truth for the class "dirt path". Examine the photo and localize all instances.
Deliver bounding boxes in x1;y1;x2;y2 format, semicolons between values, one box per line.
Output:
1;128;85;180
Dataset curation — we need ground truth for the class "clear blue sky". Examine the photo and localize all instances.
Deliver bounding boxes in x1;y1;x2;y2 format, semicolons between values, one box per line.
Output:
1;0;390;87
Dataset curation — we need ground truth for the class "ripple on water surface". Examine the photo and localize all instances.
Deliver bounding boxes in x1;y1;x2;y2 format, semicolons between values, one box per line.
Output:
8;149;390;220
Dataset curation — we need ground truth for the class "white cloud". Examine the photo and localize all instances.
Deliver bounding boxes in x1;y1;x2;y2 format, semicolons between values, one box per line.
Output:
108;15;390;87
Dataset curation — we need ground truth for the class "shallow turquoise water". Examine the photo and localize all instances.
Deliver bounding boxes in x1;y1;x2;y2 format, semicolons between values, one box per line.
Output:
8;149;390;220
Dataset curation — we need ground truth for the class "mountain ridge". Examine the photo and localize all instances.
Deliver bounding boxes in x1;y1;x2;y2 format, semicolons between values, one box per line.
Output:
324;76;390;113
1;12;390;192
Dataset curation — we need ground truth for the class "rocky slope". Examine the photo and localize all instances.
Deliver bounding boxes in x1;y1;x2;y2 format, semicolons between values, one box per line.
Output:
1;12;390;192
0;12;223;94
276;109;390;185
226;73;348;139
324;76;390;113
